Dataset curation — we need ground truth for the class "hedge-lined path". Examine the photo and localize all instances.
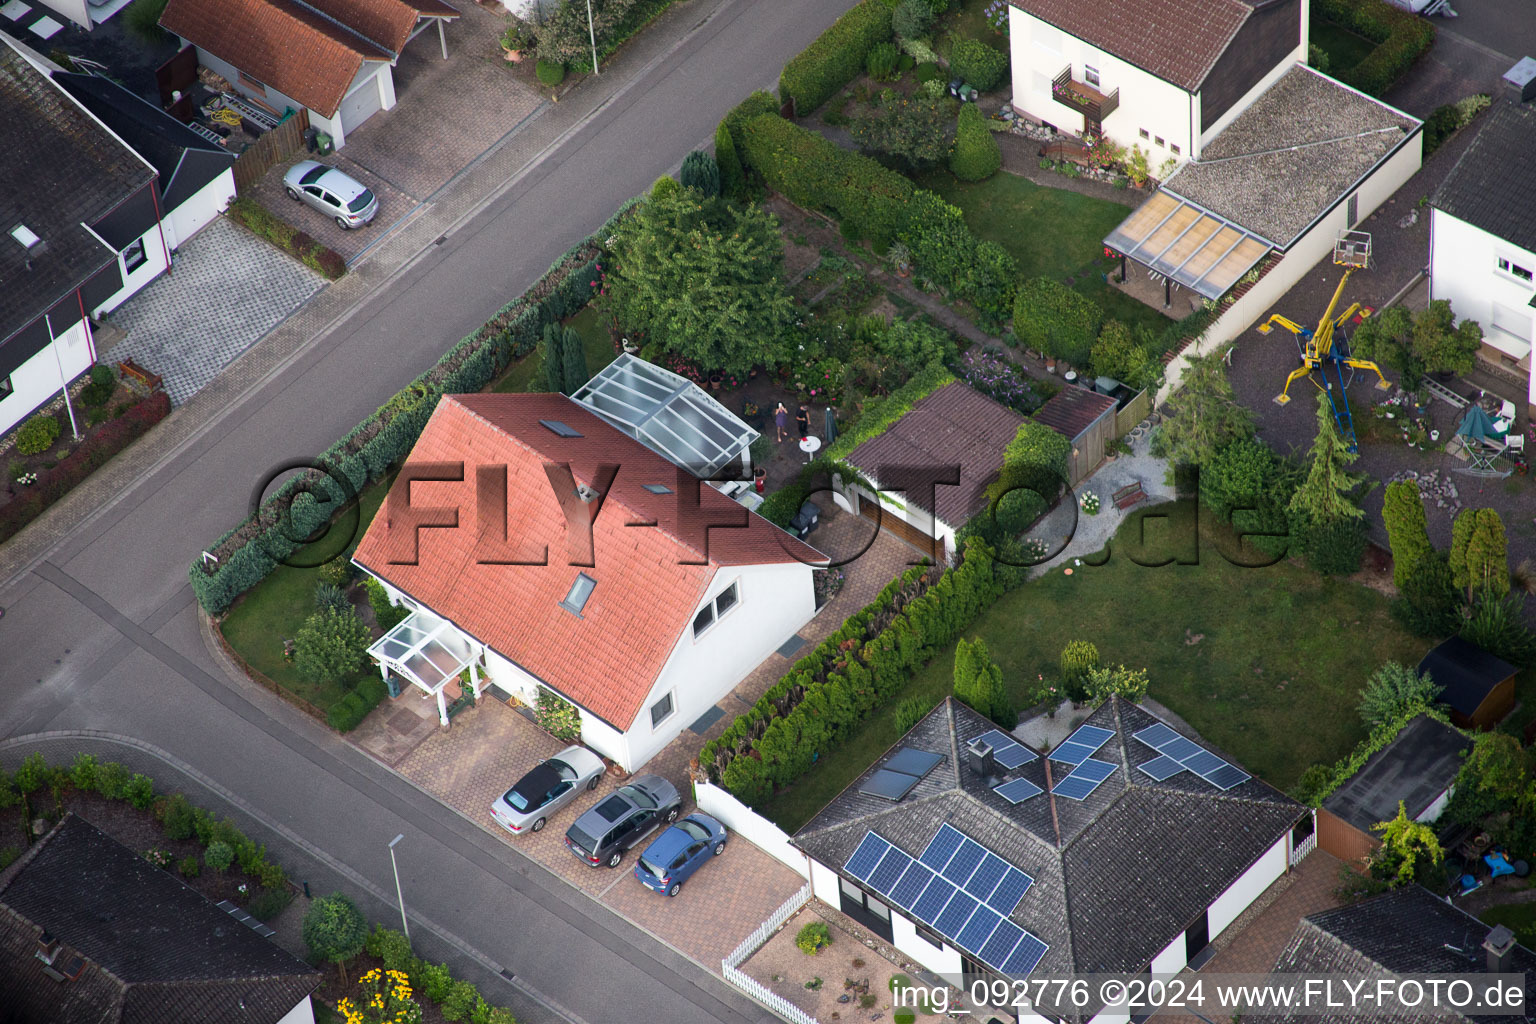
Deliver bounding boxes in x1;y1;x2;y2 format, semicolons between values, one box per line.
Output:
0;0;881;1020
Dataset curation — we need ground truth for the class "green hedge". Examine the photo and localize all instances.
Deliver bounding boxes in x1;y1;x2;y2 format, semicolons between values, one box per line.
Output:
1012;277;1103;367
189;200;643;615
1311;0;1434;96
825;362;955;462
699;538;1009;804
325;674;389;732
779;0;896;115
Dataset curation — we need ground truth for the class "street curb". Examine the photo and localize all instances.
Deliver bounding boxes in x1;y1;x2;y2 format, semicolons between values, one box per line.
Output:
0;729;592;1024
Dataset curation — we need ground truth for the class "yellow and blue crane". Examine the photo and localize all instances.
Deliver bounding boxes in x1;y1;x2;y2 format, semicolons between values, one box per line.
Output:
1255;230;1391;451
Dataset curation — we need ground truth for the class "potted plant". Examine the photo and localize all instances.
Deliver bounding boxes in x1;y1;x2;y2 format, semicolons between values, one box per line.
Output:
885;241;912;278
500;22;532;61
621;337;639;355
708;372;723;390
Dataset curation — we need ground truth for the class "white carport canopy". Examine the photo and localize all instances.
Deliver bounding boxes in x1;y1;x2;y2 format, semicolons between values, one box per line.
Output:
368;609;483;726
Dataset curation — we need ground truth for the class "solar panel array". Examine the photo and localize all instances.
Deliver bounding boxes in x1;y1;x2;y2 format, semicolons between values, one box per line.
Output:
1049;724;1114;766
975;730;1038;770
857;747;946;803
993;777;1044;804
843;824;1048;976
1132;723;1251;791
1051;757;1119;801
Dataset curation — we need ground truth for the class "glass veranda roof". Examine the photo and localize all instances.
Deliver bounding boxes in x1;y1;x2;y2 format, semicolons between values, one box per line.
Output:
1104;190;1273;301
572;354;757;477
368;609;476;695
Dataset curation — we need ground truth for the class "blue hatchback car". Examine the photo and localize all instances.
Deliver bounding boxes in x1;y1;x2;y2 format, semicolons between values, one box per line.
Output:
634;813;727;896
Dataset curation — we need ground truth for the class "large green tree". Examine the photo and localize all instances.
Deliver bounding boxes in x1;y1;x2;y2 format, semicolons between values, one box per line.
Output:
1382;480;1432;590
1350;299;1482;388
293;608;371;685
1287;391;1365;529
851;94;953;169
1357;661;1440;730
1371;801;1444;886
1151;348;1253;472
954;637;1012;726
1451;508;1510;599
302;893;368;984
607;190;794;377
1090;320;1160;392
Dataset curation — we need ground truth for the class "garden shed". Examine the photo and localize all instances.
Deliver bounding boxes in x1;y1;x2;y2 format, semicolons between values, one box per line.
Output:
1316;715;1465;864
1032;385;1117;486
845;380;1025;562
1417;636;1517;731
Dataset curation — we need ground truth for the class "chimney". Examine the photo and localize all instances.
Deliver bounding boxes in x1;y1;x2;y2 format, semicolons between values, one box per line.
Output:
35;932;59;964
967;738;996;779
1484;924;1517;973
1503;57;1536;103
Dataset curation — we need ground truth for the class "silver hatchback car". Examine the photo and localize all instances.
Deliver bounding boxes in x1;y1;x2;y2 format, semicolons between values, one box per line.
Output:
490;745;605;835
282;160;378;230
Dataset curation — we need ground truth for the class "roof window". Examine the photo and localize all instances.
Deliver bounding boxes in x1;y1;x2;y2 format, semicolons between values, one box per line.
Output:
560;573;597;616
10;224;40;250
539;419;582;438
642;483;673;494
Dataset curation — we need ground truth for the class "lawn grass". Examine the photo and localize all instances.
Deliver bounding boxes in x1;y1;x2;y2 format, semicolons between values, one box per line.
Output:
934;0;1010;60
490;306;617;394
1312;20;1379;73
758;499;1431;833
220;476;392;710
1480;902;1536;948
916;169;1175;337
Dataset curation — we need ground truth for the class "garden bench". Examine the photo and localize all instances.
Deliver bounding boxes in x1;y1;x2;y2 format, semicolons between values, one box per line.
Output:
118;358;163;393
1039;139;1090;166
1112;482;1147;510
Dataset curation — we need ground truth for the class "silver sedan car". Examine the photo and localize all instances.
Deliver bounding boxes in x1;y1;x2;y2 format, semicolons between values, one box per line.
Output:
282;160;378;230
490;745;606;835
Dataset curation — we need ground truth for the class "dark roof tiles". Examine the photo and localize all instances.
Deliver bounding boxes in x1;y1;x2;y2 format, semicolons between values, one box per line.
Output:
1032;386;1117;443
1432;100;1536;257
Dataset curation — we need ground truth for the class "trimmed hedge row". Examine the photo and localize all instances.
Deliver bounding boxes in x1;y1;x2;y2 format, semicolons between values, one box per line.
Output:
188;200;642;615
326;674;390;732
736;113;1017;318
227;197;347;279
1312;0;1434;97
824;361;954;462
0;391;171;545
698;538;1009;804
779;0;897;115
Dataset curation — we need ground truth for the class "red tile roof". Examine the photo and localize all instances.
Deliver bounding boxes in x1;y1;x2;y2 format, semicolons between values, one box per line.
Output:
846;380;1026;528
301;0;457;54
1033;385;1118;441
1005;0;1252;92
353;393;826;730
161;0;394;117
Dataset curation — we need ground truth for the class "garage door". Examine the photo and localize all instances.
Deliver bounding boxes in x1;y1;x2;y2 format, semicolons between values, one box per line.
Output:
339;71;383;136
860;498;944;561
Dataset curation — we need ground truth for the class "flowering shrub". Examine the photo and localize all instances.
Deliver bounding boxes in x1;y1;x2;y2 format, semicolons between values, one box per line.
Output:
1084;133;1124;171
983;0;1009;33
955;349;1043;415
812;568;846;606
142;847;171;868
1080;491;1101;515
338;968;422;1024
535;687;581;742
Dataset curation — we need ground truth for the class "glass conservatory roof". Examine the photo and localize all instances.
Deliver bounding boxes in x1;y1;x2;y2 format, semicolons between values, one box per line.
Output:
572;354;757;477
368;609;476;695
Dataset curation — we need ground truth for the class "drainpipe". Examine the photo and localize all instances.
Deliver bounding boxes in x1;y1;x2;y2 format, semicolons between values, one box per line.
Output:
76;288;96;367
149;180;173;276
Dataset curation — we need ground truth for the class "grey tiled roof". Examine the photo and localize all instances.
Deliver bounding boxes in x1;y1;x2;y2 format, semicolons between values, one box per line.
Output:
847;380;1026;527
1263;886;1536;1024
794;697;1303;993
1166;66;1420;247
0;43;153;346
0;815;321;1024
1321;715;1465;835
1432;100;1536;258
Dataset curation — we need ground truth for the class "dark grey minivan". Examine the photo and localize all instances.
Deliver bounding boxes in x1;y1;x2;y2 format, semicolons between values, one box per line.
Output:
563;774;682;868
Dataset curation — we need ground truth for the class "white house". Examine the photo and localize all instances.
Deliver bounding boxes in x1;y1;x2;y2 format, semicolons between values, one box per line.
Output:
1005;0;1307;166
0;814;322;1024
1429;95;1536;417
791;696;1311;1015
352;391;828;770
159;0;457;150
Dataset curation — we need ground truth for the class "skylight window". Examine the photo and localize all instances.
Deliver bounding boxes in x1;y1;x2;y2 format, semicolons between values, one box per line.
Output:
10;224;40;250
539;419;582;438
560;573;597;616
642;484;673;494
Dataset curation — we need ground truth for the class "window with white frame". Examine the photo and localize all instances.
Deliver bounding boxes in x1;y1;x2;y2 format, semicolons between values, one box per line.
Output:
715;581;739;617
692;604;713;638
122;238;146;274
0;376;11;399
693;581;739;638
650;692;674;728
1497;256;1535;285
1084;64;1100;88
1154;135;1165;148
1139;128;1149;139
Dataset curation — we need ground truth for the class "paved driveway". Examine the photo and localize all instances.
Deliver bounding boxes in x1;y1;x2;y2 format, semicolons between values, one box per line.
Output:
102;217;323;405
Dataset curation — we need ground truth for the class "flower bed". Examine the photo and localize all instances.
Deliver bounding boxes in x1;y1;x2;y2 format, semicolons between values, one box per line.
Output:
227;197;347;279
954;348;1045;415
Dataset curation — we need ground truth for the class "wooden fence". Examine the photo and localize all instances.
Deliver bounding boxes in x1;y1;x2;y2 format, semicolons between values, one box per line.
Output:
1114;388;1153;437
213;622;331;725
232;109;310;192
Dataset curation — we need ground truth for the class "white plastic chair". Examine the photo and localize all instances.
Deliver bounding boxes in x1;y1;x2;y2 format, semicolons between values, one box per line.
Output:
1506;433;1526;455
1500;399;1517;421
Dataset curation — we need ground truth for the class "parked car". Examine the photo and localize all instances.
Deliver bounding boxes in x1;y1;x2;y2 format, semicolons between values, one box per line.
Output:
634;813;727;897
489;745;605;835
564;774;681;868
282;160;378;229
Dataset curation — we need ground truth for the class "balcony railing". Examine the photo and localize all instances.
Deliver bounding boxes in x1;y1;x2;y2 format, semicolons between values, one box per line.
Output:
1051;65;1120;123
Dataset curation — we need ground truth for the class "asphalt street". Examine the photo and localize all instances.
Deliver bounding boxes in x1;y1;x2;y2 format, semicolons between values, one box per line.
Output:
0;0;858;1019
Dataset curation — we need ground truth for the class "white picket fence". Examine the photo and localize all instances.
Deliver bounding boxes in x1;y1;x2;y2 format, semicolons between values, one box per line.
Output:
721;883;819;1024
1290;830;1317;866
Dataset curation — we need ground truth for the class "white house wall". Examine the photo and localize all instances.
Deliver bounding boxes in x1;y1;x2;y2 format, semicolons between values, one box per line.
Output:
1209;833;1288;938
274;996;316;1024
622;561;817;770
1416;784;1454;823
1149;928;1188;975
163;168;236;250
92;224;170;316
694;780;809;878
1007;7;1196;160
1429;209;1536;415
191;48;308;123
0;318;91;436
890;909;963;977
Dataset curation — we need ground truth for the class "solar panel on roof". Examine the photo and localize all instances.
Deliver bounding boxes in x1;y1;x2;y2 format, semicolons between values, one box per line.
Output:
1053;774;1102;801
845;833;891;881
1160;736;1205;763
870;847;913;892
919;824;965;871
993;777;1044;804
942;840;987;885
858;768;922;802
987;870;1032;914
1203;763;1251;790
934;891;979;936
912;876;956;924
1139;755;1187;781
1049;741;1096;766
886;747;945;778
1070;758;1117;783
980;921;1025;967
958;906;1002;954
889;862;934;909
977;729;1037;770
1133;723;1181;750
964;854;1008;900
1068;724;1114;747
1001;933;1049;975
1183;750;1226;777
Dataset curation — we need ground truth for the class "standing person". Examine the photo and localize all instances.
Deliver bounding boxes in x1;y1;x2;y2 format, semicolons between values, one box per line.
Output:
774;401;789;442
795;404;811;440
